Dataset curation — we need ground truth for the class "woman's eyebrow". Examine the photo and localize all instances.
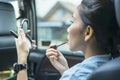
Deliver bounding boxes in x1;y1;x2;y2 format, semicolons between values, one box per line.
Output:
72;15;75;18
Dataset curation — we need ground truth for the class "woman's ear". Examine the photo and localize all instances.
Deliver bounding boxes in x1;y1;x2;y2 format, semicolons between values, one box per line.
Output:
84;25;94;42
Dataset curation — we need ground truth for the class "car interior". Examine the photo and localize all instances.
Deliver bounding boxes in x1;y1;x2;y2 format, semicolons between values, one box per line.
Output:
0;0;119;80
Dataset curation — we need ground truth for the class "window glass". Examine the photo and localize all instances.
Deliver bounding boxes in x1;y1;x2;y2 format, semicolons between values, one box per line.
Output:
10;1;20;18
35;0;81;51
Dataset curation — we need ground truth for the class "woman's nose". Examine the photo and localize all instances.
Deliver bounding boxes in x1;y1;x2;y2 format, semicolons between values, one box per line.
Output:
67;21;73;33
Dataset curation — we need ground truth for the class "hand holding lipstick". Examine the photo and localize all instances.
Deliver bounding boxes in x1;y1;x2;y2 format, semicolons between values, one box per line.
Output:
46;43;69;75
50;41;67;49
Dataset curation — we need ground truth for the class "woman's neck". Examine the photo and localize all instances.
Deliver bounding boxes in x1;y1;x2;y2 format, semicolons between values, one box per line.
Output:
84;40;105;59
84;48;105;59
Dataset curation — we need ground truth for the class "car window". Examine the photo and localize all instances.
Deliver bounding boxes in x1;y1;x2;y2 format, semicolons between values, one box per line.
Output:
35;0;81;51
10;1;19;18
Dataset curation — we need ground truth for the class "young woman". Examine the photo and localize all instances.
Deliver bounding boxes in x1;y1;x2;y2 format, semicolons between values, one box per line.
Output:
16;0;120;80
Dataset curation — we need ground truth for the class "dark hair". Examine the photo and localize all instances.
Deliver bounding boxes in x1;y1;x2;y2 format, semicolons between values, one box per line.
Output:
78;0;120;57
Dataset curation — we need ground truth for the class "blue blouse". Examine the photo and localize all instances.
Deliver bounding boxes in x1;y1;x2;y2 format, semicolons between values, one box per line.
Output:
59;54;111;80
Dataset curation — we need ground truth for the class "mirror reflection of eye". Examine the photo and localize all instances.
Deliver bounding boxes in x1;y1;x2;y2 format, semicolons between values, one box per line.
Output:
21;19;29;31
68;21;73;26
70;21;73;24
22;21;28;31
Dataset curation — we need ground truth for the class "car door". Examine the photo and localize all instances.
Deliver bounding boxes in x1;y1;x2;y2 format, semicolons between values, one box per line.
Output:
28;49;84;80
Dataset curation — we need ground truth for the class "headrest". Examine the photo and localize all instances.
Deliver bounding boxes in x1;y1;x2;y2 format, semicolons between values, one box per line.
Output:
88;57;120;80
0;2;17;35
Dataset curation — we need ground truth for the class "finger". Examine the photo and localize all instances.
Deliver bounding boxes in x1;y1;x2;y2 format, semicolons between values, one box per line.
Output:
46;52;58;57
46;51;59;58
46;48;58;53
32;44;37;49
49;55;58;62
48;44;56;48
57;51;63;56
25;30;31;34
32;40;36;43
19;29;26;39
46;49;59;57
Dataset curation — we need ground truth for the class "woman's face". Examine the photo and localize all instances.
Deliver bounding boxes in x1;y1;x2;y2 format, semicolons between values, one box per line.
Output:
67;9;85;51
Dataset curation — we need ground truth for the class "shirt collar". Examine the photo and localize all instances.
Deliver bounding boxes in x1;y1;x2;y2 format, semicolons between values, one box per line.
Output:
81;54;111;64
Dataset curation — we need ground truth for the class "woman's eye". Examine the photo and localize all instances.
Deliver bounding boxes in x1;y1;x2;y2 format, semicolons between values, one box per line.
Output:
69;21;73;25
65;20;73;26
70;21;73;24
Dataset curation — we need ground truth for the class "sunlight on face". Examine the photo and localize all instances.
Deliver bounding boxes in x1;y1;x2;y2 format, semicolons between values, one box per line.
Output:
67;9;85;51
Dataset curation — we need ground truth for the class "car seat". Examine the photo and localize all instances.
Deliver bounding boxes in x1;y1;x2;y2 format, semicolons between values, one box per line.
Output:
0;1;17;71
88;0;120;80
